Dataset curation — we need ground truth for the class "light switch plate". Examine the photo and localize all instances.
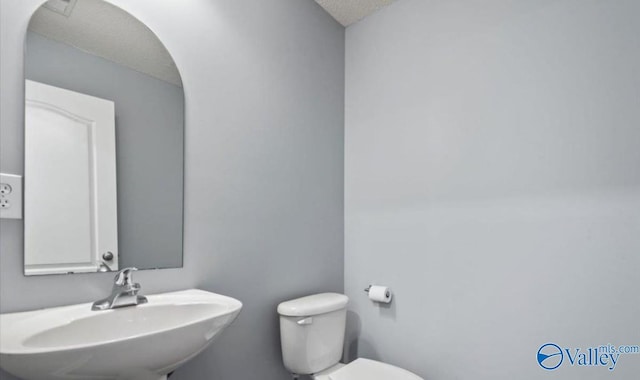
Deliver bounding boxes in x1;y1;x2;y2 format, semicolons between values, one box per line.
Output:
0;173;23;219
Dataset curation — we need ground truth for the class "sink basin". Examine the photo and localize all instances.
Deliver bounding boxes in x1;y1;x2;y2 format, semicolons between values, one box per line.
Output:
0;289;242;380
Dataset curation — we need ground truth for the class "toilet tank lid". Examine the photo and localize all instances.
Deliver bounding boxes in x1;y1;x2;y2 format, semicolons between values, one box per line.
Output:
277;293;348;317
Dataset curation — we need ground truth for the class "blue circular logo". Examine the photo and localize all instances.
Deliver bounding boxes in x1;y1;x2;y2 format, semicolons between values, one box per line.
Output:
537;343;563;370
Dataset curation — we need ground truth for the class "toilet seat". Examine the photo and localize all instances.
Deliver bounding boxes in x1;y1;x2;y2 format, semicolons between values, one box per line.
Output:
312;358;423;380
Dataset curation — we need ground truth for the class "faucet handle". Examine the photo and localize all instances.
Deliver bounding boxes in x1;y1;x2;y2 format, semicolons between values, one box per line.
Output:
114;267;138;286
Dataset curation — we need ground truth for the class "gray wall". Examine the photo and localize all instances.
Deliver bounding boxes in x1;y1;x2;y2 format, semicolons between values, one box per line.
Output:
345;0;640;379
25;31;184;270
1;0;344;379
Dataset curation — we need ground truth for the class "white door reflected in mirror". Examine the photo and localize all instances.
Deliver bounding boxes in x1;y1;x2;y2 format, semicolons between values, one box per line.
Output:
25;80;118;275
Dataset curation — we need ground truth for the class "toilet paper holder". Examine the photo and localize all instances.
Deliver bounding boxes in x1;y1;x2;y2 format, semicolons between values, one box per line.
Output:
364;285;390;298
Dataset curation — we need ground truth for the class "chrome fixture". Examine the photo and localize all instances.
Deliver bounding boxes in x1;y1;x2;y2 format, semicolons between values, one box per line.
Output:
92;267;148;311
102;251;115;261
97;251;115;272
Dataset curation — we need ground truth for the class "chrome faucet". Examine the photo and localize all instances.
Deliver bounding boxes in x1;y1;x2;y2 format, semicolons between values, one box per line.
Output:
92;267;148;311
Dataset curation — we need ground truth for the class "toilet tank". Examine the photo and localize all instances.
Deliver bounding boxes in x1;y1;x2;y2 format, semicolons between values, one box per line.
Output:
277;293;349;375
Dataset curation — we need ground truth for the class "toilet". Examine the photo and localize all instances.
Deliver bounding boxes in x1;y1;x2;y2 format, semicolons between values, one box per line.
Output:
277;293;423;380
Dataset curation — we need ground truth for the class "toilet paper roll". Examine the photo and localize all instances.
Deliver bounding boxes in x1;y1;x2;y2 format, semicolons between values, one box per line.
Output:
368;285;392;303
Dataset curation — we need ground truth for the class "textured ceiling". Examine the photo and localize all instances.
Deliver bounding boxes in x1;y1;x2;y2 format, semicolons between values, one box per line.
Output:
315;0;399;27
28;0;182;87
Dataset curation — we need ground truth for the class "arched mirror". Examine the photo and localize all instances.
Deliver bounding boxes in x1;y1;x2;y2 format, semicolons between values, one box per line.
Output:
23;0;184;275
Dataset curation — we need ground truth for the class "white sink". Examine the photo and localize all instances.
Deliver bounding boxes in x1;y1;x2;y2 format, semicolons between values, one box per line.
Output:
0;289;242;380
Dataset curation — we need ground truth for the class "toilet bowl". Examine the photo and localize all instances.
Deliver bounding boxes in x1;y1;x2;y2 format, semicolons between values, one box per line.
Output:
312;358;423;380
277;293;423;380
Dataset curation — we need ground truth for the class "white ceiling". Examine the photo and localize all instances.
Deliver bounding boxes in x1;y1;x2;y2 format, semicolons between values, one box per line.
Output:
315;0;399;27
28;0;182;87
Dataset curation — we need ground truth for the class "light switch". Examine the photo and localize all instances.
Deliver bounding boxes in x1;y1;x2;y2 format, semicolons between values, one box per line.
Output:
0;173;22;219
